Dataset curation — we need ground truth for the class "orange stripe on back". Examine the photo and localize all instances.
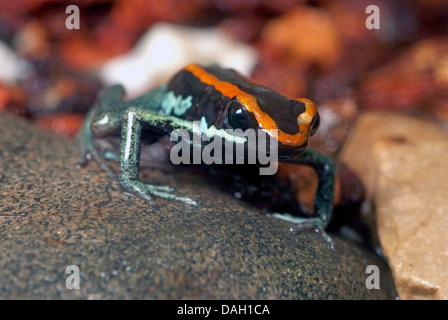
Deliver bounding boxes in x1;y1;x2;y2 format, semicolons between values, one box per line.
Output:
185;63;316;147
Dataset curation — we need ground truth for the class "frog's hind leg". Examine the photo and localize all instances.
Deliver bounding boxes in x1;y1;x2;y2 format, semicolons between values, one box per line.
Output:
119;107;197;206
270;213;335;249
273;149;336;248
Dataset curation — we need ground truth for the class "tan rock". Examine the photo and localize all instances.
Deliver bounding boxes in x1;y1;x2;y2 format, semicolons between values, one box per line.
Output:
340;111;448;299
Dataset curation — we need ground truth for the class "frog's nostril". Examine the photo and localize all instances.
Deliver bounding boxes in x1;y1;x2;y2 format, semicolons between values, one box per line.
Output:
310;113;320;136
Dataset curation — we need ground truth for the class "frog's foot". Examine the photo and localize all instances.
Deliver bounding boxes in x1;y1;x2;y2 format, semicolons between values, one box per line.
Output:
103;150;120;162
77;138;119;181
120;180;197;206
76;149;92;169
76;129;95;168
270;213;335;250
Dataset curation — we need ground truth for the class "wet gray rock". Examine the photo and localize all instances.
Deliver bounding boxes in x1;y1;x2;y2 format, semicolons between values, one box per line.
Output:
0;114;395;299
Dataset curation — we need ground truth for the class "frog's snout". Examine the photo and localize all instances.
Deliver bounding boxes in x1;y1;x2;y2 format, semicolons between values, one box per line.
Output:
310;112;320;136
296;98;320;136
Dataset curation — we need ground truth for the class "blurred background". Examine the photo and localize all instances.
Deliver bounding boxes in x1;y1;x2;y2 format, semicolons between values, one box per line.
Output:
0;0;447;146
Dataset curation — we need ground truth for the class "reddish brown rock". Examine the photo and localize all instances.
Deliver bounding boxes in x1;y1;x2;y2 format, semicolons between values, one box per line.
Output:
251;44;309;98
308;92;359;158
260;6;343;70
34;113;84;137
0;82;27;116
359;37;448;121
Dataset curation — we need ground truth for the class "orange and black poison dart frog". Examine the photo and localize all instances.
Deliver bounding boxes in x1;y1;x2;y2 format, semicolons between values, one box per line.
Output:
77;64;336;245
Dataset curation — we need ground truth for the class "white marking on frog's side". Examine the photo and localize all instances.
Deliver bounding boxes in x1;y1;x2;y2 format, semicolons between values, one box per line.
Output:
169;118;278;175
200;117;247;144
161;91;192;116
124;112;135;161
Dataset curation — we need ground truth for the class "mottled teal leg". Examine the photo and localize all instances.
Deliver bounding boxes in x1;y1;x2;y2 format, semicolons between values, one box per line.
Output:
290;149;335;226
77;84;167;178
77;105;97;167
119;107;197;205
272;149;336;248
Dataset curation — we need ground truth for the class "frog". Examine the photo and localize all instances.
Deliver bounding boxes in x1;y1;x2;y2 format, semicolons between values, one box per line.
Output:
77;63;336;244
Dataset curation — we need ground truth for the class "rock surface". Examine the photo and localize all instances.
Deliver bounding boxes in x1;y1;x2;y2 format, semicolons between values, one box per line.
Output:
340;112;448;299
0;114;394;299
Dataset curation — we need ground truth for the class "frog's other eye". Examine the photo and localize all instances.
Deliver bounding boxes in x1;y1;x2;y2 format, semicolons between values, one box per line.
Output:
225;101;251;131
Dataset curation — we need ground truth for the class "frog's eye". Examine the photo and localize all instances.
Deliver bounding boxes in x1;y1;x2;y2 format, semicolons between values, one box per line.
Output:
225;101;251;131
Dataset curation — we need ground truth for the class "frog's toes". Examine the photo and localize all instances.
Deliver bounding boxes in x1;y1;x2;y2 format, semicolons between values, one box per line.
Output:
103;150;120;162
120;180;155;204
77;146;119;184
173;196;197;206
76;152;92;168
120;180;197;205
270;213;335;250
76;138;95;168
149;185;175;192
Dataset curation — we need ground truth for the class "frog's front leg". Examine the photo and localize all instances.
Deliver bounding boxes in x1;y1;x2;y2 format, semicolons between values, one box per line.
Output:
272;149;336;246
77;84;126;171
119;107;197;205
78;84;167;175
